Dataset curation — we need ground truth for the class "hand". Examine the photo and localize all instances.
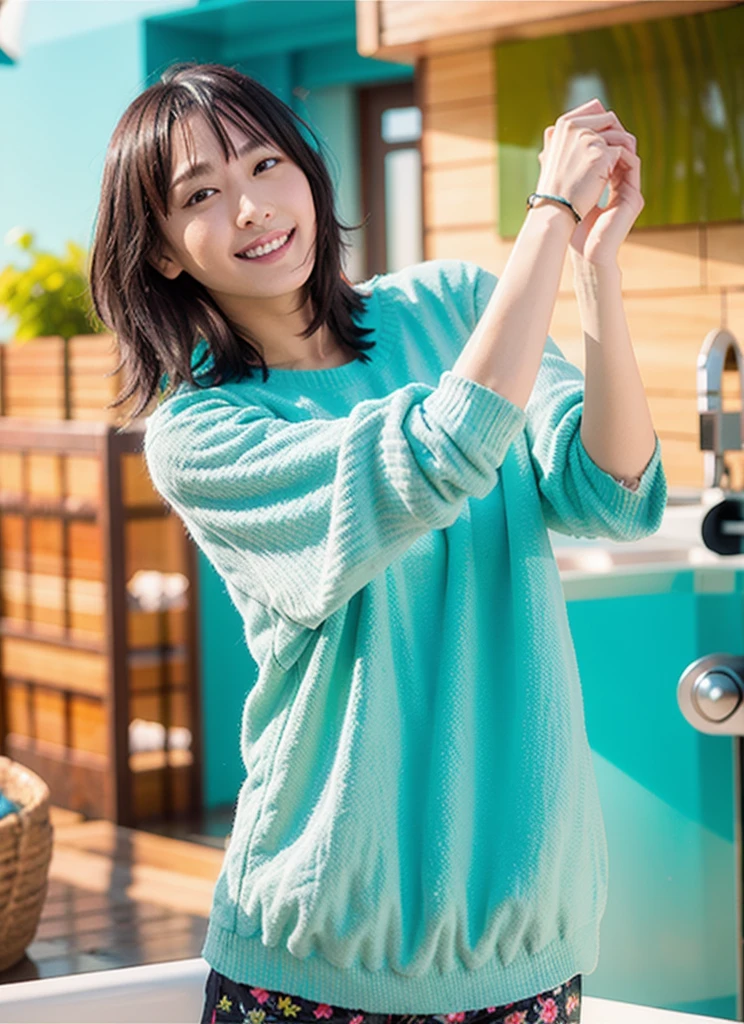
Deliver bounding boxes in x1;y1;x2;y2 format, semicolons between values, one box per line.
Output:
561;126;643;266
537;99;644;266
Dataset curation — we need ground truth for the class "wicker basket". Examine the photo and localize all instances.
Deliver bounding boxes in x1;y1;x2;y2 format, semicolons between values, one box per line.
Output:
0;757;54;972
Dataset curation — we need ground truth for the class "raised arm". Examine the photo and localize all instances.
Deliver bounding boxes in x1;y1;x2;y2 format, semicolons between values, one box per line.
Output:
452;99;634;410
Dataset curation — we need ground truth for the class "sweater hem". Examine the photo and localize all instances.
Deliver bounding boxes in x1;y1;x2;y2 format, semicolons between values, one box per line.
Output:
201;917;600;1015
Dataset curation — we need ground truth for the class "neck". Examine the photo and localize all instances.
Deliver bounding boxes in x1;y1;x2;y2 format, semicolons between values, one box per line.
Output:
211;287;343;368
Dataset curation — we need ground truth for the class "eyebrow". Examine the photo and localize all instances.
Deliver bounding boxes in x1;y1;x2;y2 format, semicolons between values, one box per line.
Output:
169;138;269;196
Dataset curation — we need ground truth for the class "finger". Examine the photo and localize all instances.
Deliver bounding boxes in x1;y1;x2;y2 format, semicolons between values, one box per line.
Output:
539;124;556;164
597;128;637;154
619;149;641;193
561;98;606;119
564;111;624;133
607;145;641;192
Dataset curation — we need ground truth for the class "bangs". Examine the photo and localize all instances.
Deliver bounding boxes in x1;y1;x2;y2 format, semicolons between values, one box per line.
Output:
141;85;276;219
89;62;375;426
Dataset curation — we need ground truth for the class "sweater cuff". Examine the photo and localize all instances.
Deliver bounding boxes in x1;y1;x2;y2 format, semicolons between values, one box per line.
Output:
427;370;527;465
577;432;666;508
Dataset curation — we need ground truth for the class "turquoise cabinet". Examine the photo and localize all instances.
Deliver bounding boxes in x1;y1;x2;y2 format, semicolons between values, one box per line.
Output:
564;567;741;1020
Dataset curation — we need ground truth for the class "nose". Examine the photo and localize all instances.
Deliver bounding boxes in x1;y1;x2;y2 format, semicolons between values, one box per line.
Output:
235;186;273;228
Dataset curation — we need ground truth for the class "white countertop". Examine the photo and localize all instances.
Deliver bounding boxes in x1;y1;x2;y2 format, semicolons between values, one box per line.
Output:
0;960;735;1024
583;996;734;1023
550;490;744;577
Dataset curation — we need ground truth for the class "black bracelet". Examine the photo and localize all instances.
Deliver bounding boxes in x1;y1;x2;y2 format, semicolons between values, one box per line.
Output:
526;192;582;223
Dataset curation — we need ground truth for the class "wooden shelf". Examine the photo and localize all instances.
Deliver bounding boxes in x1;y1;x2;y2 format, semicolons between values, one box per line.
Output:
0;495;99;521
0;409;203;827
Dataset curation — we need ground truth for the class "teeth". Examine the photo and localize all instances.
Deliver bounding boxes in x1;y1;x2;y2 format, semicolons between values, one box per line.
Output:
240;232;291;259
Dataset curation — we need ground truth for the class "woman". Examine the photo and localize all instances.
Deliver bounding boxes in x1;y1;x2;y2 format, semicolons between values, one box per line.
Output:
89;62;665;1024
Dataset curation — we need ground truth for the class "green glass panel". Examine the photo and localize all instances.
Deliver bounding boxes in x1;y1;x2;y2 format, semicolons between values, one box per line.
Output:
495;5;744;237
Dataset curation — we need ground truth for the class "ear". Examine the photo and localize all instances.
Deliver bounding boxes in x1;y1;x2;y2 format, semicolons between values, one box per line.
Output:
149;245;184;280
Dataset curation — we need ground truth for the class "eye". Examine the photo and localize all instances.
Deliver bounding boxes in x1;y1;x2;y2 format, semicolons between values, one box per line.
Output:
186;188;216;207
255;156;279;174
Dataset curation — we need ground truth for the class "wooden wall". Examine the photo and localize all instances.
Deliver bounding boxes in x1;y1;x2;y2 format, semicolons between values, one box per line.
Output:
419;46;744;493
359;0;739;62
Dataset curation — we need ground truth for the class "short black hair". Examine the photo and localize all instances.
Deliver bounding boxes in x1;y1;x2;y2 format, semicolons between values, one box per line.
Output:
89;62;374;425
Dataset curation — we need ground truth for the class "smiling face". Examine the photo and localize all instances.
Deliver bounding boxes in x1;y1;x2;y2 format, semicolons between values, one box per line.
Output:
155;112;317;311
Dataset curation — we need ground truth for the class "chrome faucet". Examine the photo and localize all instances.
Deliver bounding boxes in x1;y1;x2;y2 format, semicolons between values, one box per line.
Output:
697;327;744;490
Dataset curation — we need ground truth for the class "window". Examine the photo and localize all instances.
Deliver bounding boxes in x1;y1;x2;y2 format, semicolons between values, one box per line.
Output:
495;4;744;237
359;82;423;276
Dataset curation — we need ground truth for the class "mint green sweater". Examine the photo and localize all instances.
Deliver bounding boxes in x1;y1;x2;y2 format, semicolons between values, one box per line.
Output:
143;259;666;1014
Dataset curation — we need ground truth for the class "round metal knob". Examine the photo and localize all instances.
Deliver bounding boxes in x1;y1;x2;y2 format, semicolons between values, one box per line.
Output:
691;669;743;722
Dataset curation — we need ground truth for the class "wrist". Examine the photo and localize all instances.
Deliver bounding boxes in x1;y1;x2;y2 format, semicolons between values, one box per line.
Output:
572;254;622;289
573;259;623;342
527;191;581;222
524;200;575;240
570;247;621;275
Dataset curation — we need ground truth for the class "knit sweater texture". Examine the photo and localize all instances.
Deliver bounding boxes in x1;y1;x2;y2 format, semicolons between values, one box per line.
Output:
143;259;667;1014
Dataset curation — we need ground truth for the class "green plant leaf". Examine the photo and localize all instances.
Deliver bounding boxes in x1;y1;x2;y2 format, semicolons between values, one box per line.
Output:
0;237;101;340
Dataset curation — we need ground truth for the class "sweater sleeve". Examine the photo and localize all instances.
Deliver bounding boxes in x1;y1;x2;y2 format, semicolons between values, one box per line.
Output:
144;371;526;631
470;262;667;541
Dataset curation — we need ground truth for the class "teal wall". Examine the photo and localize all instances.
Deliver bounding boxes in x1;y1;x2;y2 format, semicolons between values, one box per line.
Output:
0;0;195;306
563;566;740;1019
12;0;192;49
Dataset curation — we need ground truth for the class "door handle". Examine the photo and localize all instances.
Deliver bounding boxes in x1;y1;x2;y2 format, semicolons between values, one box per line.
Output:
678;654;744;734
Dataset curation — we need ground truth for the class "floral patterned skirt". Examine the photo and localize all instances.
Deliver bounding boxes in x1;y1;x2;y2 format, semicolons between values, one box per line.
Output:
199;970;582;1024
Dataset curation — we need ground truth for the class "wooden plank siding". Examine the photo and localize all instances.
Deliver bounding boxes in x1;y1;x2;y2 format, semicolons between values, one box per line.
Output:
359;0;740;62
420;46;744;491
